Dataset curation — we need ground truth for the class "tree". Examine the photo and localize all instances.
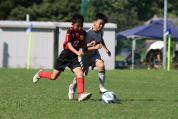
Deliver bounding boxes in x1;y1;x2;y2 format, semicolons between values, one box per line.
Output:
0;0;15;19
0;0;42;20
9;0;81;21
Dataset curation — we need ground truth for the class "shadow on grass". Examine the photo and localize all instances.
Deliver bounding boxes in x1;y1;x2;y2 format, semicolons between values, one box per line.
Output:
58;99;122;104
90;99;122;104
120;99;178;102
60;98;178;103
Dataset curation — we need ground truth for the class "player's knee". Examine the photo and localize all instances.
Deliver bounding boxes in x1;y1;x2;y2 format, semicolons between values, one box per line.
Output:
51;78;57;80
74;68;83;77
50;76;57;80
76;72;83;78
97;63;105;69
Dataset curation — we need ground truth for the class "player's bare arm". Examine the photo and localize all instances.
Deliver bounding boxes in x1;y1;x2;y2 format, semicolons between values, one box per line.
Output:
83;43;102;51
101;39;111;56
80;41;96;48
67;42;84;56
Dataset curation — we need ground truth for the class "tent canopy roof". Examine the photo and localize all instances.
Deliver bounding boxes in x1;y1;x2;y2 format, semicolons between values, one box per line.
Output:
116;20;178;40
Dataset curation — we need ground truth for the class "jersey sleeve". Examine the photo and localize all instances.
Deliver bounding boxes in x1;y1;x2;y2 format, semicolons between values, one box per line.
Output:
66;29;74;43
63;29;74;50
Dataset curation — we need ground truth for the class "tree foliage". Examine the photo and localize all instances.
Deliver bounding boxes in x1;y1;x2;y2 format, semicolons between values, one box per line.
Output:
8;0;81;22
1;0;178;56
1;0;178;32
0;0;41;19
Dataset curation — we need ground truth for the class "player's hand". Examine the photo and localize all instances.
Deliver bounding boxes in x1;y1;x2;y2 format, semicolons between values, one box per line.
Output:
77;52;84;56
95;44;102;49
106;50;111;56
90;41;96;46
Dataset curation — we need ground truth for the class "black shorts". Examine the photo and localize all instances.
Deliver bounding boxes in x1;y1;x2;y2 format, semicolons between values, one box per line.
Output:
53;50;81;71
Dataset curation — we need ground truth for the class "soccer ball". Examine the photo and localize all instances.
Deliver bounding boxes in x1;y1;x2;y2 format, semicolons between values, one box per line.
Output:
102;91;116;103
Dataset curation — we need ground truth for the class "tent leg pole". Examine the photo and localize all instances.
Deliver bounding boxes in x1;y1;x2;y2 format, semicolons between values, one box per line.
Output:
163;0;168;69
132;39;136;69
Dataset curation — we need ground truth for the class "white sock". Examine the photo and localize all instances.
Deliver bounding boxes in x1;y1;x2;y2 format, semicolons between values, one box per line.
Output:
71;77;77;90
98;71;105;88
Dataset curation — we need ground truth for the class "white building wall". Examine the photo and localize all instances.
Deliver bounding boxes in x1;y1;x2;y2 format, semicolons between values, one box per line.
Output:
0;28;29;68
0;21;117;70
0;28;54;69
29;29;54;69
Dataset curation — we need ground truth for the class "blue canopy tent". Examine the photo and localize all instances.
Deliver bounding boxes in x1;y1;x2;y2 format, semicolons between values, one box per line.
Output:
116;20;178;69
116;20;178;39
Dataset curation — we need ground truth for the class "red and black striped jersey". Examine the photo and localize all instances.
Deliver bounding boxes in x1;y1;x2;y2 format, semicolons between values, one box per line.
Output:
63;27;86;51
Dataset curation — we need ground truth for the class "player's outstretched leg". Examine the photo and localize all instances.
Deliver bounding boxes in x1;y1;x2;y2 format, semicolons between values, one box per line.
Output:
33;69;43;83
68;77;77;99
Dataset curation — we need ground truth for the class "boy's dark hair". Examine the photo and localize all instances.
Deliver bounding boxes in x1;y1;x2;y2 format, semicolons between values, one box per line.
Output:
93;13;108;23
71;13;84;23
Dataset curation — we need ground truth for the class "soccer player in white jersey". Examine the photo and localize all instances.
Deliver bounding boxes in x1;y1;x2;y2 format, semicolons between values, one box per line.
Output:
68;13;111;99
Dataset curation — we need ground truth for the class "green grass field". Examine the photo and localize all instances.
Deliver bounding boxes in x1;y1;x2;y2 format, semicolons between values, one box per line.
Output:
1;68;178;119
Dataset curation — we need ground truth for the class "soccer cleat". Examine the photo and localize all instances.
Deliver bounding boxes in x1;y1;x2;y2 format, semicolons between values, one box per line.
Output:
78;92;92;102
99;87;108;94
33;69;43;83
68;84;76;100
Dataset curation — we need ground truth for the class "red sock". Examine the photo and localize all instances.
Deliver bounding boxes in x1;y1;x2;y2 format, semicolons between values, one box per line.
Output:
77;77;84;96
38;71;52;79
